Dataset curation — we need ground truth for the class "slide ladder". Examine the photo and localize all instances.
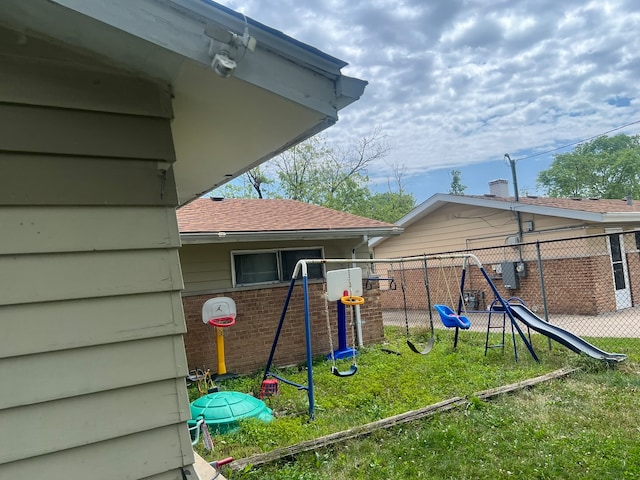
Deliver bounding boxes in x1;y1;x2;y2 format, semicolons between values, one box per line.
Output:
485;300;507;355
485;297;530;359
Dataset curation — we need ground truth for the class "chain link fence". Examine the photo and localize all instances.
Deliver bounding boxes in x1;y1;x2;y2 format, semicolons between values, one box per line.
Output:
378;231;640;358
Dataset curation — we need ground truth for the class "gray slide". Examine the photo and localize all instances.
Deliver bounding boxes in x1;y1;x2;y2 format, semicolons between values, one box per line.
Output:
508;304;627;362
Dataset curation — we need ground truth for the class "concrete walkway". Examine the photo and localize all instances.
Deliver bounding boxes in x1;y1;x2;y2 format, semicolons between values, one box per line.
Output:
192;451;227;480
383;306;640;339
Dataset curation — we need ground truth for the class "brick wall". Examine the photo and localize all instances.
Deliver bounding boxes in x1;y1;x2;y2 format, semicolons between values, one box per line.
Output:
627;251;640;307
182;281;384;375
380;255;618;316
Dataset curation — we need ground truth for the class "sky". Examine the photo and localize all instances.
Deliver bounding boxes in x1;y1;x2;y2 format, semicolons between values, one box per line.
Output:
216;0;640;204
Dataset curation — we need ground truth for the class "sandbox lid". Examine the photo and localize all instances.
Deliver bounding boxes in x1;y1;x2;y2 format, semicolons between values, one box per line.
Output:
190;391;273;434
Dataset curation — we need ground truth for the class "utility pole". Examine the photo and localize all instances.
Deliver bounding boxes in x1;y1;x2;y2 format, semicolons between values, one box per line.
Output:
504;153;524;244
505;154;519;202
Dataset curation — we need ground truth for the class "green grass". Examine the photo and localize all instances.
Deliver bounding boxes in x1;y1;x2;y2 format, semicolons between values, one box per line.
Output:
192;328;640;479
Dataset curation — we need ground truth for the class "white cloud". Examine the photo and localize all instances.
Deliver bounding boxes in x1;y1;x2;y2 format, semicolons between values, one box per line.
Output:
215;0;640;199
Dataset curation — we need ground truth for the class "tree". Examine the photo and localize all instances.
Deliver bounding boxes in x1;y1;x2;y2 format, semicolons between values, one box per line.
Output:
537;134;640;198
272;136;327;202
274;131;388;207
448;169;466;195
246;166;273;199
209;131;415;222
355;162;415;223
212;165;275;199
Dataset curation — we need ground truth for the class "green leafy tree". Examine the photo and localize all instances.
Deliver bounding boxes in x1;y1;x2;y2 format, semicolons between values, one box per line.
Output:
537;134;640;198
274;132;388;206
361;190;415;223
356;163;415;223
209;132;415;222
448;169;466;195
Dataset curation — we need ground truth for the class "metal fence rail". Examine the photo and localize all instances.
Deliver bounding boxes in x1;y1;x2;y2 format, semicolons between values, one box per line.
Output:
380;231;640;357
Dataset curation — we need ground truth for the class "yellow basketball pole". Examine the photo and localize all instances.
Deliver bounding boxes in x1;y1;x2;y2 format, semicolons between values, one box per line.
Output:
216;327;227;376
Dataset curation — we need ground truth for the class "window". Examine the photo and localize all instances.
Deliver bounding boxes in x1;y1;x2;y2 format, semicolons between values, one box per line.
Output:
232;248;324;286
281;249;323;280
233;252;279;285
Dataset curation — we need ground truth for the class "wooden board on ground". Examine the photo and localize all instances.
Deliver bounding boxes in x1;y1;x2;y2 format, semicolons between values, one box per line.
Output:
229;367;579;472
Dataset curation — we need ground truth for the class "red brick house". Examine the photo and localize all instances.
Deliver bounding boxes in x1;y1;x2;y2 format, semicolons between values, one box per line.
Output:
178;197;402;375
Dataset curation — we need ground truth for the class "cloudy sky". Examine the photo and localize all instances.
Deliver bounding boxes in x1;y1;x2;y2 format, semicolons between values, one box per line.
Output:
218;0;640;203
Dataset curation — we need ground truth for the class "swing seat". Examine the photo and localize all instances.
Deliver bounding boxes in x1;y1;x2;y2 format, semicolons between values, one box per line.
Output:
331;364;358;377
434;305;471;329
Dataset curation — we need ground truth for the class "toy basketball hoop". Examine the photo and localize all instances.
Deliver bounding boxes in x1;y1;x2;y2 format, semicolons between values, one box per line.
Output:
208;316;236;328
202;297;238;380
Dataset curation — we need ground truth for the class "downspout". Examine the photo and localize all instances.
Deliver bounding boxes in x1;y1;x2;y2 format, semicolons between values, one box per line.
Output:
352;235;368;348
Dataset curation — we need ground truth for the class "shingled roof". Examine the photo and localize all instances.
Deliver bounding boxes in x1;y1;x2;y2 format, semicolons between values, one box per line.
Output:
178;197;402;242
467;195;640;214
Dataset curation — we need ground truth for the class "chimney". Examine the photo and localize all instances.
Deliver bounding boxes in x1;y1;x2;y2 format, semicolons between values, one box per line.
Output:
489;179;509;197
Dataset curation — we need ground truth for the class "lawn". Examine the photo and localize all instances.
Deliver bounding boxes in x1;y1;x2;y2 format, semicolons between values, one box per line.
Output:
191;328;640;479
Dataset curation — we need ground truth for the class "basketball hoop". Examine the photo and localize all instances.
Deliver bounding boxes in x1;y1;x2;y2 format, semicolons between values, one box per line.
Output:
208;316;236;328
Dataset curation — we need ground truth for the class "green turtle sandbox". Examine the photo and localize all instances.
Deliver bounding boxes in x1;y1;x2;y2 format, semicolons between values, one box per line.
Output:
190;391;273;434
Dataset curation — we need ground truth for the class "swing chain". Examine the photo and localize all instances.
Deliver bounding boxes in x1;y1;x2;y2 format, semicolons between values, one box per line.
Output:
346;267;358;367
323;283;337;366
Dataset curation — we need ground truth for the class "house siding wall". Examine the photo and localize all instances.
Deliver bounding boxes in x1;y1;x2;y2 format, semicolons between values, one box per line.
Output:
374;203;591;258
0;37;193;480
180;239;364;294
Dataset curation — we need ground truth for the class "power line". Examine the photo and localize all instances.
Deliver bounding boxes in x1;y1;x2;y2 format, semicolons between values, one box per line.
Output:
515;119;640;162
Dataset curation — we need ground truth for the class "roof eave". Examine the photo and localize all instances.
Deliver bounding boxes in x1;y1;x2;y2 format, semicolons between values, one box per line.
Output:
397;194;614;228
601;212;640;223
180;227;402;244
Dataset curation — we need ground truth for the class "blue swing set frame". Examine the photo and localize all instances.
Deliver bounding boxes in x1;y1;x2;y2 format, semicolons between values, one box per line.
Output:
262;255;539;419
430;254;539;361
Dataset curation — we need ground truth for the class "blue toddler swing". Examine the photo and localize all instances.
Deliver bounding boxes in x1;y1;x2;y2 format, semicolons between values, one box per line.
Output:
433;304;471;329
432;258;471;349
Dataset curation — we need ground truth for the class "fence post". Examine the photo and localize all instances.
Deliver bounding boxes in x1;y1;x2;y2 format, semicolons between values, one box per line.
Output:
536;241;552;351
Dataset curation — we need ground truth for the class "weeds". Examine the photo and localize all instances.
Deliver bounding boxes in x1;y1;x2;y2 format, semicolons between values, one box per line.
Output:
192;330;640;479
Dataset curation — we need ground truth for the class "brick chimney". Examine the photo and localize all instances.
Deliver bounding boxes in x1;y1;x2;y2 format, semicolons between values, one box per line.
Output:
489;179;509;197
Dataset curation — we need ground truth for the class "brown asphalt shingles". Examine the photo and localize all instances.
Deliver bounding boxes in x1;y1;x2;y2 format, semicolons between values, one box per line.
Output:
178;198;397;233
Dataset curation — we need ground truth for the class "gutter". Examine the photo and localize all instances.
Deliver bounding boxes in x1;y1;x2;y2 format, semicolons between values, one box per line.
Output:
180;228;402;244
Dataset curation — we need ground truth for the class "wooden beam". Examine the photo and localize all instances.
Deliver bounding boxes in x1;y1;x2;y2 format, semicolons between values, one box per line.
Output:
229;367;578;471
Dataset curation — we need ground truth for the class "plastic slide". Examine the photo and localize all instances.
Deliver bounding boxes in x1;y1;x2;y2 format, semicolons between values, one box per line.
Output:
508;304;627;362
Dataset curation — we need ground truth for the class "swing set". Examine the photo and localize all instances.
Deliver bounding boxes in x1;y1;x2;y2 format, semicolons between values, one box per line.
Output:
261;254;539;419
262;260;364;419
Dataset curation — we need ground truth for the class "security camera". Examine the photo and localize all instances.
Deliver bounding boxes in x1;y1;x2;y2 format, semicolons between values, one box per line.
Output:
212;53;237;78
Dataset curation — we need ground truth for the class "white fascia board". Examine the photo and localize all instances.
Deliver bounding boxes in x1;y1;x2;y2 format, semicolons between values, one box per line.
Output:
368;236;384;248
601;212;640;223
397;194;606;228
181;227;402;244
511;204;603;221
47;0;366;117
393;193;452;228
